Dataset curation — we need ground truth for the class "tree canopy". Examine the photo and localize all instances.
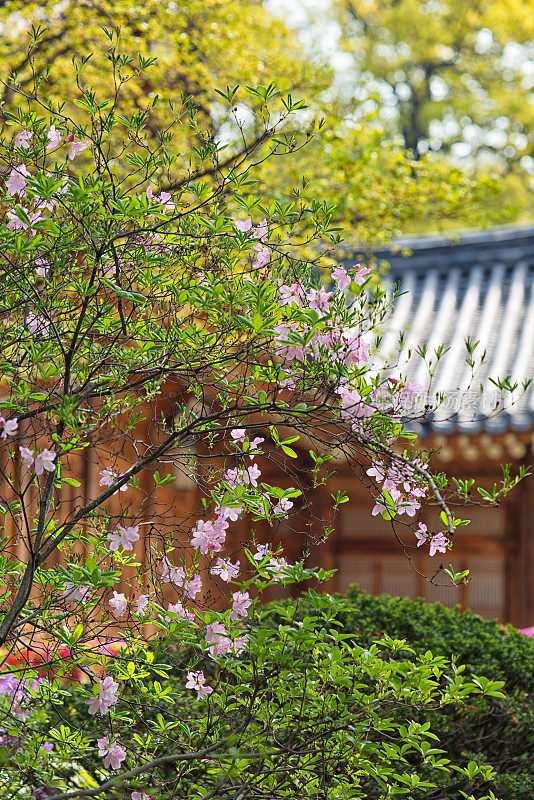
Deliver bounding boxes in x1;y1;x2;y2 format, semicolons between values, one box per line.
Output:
0;0;512;242
333;0;534;171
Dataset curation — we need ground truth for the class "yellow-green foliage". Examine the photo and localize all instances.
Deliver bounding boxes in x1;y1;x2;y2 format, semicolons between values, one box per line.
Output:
335;0;534;166
0;0;514;243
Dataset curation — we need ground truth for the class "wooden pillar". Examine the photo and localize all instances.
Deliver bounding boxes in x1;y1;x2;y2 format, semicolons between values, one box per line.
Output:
512;446;534;627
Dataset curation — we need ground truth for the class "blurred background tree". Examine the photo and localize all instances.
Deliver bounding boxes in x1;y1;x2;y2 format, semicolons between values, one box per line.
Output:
329;0;534;219
0;0;520;242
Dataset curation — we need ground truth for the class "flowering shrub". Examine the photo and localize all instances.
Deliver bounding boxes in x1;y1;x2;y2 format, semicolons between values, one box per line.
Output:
0;37;525;799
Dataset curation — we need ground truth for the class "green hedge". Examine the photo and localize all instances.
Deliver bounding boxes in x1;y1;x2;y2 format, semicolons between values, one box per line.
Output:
263;586;534;800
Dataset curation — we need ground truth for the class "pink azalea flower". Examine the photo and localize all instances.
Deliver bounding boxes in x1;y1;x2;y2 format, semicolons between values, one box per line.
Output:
7;208;42;234
191;518;227;555
245;463;261;487
252;244;269;269
248;437;264;458
46;125;61;152
26;312;50;337
107;524;139;552
135;594;149;616
232;635;248;655
205;622;232;658
429;532;450;557
253;544;270;561
34;448;56;476
185;670;213;699
415;523;428;547
14;130;32;150
273;498;293;516
0;416;18;439
210;557;240;582
234;218;253;232
353;263;371;285
86;676;119;716
216;505;242;522
161;556;185;586
97;736;127;770
99;467;128;494
253;219;268;242
229;591;252;621
372;500;387;516
68;139;89;160
266;556;289;578
278;283;304;306
5;164;30;196
306;287;332;313
331;265;351;291
230;428;246;443
109;591;128;618
35;258;50;278
132;793;151;800
118;524;140;551
62;582;90;604
184;575;202;599
146;186;174;211
366;462;385;482
166;601;195;623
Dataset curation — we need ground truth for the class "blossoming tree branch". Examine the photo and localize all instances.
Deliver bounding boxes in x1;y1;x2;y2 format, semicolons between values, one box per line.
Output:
0;37;523;800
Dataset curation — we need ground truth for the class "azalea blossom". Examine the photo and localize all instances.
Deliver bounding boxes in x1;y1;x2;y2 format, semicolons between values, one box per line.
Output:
185;670;213;699
278;283;304;307
415;523;428;547
109;591;128;617
166;601;195;623
14;130;32;150
146;186;175;212
135;594;149;616
62;582;90;604
191;518;227;555
232;635;248;655
245;463;261;487
234;218;253;232
229;591;252;621
34;449;56;476
216;504;242;522
184;574;202;599
230;428;246;443
7;208;42;235
248;437;264;458
99;467;128;494
26;312;50;337
108;524;140;552
161;556;185;586
205;622;232;658
131;793;151;800
0;416;18;440
252;244;269;269
331;265;351;291
353;263;371;285
253;218;268;242
35;258;50;278
68;139;89;160
253;544;271;562
86;676;119;716
210;557;240;582
273;497;293;516
5;164;30;196
429;532;450;557
46;125;61;152
366;462;385;483
97;736;127;770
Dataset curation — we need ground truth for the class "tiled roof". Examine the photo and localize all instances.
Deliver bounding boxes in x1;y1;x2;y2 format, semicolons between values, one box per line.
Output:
361;227;534;434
